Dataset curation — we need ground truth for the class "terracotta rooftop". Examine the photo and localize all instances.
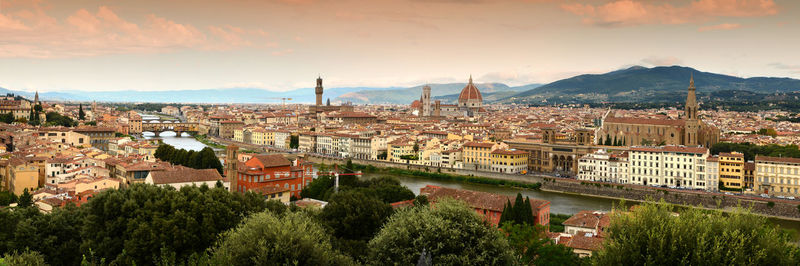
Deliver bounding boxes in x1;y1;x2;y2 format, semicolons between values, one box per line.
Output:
604;116;685;127
252;154;292;168
420;185;549;213
150;168;223;184
755;155;800;164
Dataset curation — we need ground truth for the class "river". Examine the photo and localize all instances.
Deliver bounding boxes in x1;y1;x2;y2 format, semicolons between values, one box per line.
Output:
361;172;800;234
140;114;211;151
362;173;627;215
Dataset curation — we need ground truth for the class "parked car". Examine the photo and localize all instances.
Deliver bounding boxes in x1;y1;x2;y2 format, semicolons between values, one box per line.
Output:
724;192;733;195
760;194;770;198
788;196;796;200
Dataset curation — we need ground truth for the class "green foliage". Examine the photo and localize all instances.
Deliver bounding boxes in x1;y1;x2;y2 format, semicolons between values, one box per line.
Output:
368;198;514;265
17;188;32;208
499;193;535;226
758;128;779;138
0;191;17;206
210;211;353;265
154;144;223;174
1;249;47;266
768;201;776;208
711;142;800;161
321;190;393;261
399;154;419;161
0;113;13;124
300;174;335;200
501;222;581;266
45;111;77;127
593;201;800;265
80;184;266;265
549;213;572;233
84;121;97;126
289;135;299;149
78;104;85;120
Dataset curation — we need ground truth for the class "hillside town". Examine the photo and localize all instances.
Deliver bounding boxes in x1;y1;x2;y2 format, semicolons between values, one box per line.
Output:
3;75;800;262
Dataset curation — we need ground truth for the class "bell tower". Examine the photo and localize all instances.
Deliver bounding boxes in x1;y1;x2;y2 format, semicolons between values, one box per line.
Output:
226;144;239;193
315;76;324;107
684;74;700;146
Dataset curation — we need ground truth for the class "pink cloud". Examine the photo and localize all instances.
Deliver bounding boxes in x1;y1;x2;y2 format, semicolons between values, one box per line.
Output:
0;2;273;58
697;23;742;32
561;0;778;27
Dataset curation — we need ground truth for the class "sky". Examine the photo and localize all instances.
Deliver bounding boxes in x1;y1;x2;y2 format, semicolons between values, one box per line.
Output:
1;0;799;92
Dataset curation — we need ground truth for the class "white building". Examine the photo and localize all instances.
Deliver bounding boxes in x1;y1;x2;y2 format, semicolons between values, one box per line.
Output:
706;155;720;192
578;150;629;183
274;131;290;149
629;146;710;190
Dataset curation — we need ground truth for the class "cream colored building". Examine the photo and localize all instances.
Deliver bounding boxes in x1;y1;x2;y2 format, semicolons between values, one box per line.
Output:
755;155;800;197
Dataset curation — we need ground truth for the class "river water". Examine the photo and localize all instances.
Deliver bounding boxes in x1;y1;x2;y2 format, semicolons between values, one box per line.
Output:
140;114;210;151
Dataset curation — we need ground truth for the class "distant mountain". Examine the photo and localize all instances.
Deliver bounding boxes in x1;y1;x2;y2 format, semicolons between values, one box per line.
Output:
502;66;800;104
336;83;531;104
0;86;402;104
433;90;526;104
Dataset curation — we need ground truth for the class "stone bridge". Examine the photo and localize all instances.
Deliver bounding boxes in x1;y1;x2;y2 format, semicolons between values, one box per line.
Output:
142;121;199;137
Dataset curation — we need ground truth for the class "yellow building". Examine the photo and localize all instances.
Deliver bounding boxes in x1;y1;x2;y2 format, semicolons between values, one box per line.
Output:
490;149;529;174
388;138;416;163
463;142;504;171
8;159;40;195
719;152;745;190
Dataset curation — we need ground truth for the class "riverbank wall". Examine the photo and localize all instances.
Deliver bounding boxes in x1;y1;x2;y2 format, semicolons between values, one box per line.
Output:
303;154;800;220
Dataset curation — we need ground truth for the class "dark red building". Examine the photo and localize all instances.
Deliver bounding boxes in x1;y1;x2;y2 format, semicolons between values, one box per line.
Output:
234;154;313;198
420;185;550;227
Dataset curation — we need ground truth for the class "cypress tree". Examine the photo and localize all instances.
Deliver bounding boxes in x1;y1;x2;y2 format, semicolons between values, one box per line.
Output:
513;193;525;224
523;197;534;224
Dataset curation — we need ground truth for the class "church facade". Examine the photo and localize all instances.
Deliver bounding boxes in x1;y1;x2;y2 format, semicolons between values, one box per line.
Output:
597;75;719;148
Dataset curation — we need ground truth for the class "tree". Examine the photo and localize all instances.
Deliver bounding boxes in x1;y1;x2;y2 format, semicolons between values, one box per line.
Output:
0;191;17;206
17;188;33;208
502;222;581;266
80;184;266;265
0;112;13;124
593;201;800;265
0;249;47;266
78;104;85;120
289;135;299;149
604;136;612;146
210;211;352;265
499;193;534;226
368;198;514;265
321;191;393;260
300;174;334;200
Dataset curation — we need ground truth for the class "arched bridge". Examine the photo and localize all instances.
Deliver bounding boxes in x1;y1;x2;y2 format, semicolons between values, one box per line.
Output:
142;121;199;137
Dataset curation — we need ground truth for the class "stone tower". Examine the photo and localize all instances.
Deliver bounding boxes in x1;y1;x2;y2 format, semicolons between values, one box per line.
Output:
34;91;39;104
315;76;324;106
226;144;239;193
421;85;431;116
684;74;700;146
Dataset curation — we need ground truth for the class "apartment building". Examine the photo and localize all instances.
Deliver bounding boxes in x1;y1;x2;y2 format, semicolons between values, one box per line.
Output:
719;152;745;190
628;146;711;190
578;150;629;184
755;155;800;197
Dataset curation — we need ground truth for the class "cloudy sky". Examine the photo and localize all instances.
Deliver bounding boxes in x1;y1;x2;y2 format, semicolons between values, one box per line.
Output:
1;0;799;92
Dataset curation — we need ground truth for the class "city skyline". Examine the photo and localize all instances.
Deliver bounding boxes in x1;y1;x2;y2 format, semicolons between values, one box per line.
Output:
1;0;800;93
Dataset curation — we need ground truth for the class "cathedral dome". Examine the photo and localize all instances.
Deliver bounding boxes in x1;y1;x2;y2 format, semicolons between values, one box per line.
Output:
458;76;482;103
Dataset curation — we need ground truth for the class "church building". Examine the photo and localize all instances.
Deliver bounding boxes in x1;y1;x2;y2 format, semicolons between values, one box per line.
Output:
597;75;719;148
